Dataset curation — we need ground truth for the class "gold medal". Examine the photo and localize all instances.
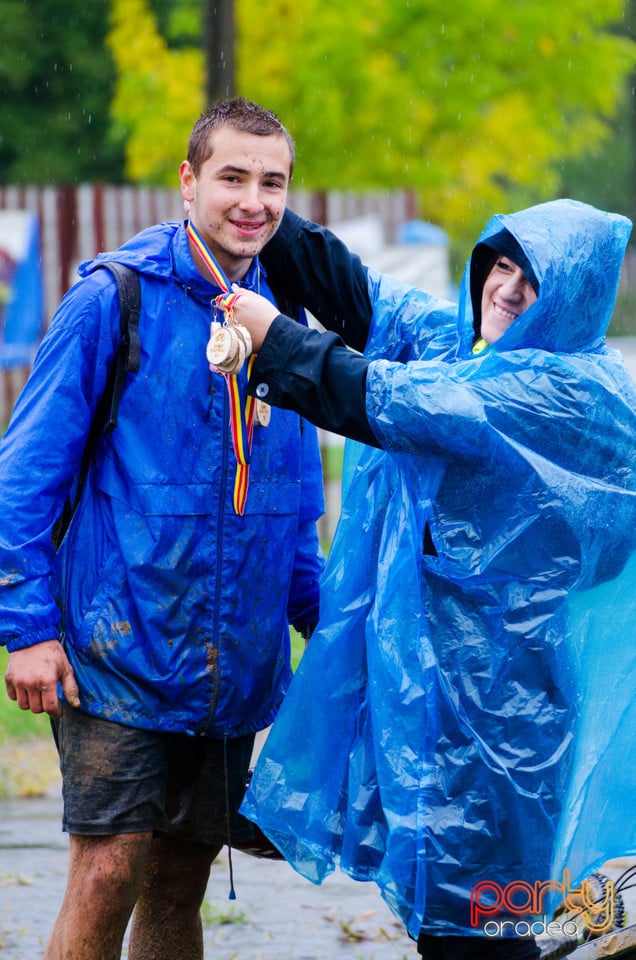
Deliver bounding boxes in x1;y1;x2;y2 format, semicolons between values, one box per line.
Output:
254;399;271;427
235;324;253;358
206;324;234;367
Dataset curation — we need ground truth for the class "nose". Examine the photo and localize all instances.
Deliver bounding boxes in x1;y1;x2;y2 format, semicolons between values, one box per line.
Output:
499;273;525;302
237;181;264;212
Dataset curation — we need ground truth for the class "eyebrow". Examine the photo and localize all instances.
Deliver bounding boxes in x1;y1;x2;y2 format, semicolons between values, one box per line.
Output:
215;163;288;180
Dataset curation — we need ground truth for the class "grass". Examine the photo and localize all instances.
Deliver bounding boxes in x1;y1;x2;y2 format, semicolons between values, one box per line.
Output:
0;647;54;739
0;646;61;798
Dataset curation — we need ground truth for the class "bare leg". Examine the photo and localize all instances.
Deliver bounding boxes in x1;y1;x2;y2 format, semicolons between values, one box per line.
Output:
45;832;152;960
128;834;221;960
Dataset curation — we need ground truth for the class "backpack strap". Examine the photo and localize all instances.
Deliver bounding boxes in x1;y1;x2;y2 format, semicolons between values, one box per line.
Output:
52;263;141;547
99;262;141;430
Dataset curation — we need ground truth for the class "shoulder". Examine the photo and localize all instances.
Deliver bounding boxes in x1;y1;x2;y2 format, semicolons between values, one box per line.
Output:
78;221;182;282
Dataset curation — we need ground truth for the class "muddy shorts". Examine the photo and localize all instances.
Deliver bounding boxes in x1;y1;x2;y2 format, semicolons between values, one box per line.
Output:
52;705;255;845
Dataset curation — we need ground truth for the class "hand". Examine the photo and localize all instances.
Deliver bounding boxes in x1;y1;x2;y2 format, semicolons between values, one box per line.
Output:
5;639;80;718
229;286;279;352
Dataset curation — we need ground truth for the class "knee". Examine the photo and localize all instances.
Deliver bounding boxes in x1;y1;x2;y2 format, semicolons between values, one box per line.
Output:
69;834;151;912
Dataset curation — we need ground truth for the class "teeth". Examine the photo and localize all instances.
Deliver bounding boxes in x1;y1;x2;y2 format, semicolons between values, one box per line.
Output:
494;303;516;320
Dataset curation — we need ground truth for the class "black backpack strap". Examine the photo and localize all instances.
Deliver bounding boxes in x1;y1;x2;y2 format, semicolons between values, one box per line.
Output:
52;263;141;547
99;262;141;430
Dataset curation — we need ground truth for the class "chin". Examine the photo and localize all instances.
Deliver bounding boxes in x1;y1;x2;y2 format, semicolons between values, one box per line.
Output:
482;321;507;343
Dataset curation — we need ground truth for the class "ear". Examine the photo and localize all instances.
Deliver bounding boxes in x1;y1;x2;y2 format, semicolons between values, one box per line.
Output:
179;160;196;202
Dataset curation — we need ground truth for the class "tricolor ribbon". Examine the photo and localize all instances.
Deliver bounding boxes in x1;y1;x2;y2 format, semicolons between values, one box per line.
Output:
187;219;256;515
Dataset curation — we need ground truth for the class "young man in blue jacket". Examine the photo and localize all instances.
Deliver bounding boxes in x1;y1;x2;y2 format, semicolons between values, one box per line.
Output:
0;98;324;960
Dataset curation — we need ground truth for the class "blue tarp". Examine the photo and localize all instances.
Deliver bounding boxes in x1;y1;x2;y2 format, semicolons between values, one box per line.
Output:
0;211;43;369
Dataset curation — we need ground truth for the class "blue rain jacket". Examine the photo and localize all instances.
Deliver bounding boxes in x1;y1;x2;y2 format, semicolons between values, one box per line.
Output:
0;221;324;736
241;200;636;936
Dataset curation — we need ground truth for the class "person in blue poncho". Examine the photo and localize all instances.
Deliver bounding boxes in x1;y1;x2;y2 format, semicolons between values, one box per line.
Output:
224;199;636;960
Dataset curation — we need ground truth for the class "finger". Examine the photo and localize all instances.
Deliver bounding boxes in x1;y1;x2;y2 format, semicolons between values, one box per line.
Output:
5;677;17;701
61;667;80;709
39;684;63;719
12;684;39;712
27;687;46;715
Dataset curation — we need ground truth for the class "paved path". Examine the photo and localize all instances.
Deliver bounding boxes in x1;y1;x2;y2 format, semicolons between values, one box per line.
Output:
0;784;417;960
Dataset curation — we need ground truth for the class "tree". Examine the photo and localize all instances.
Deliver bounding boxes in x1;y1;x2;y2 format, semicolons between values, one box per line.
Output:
0;0;125;183
559;0;636;227
236;0;636;247
107;0;635;249
107;0;204;184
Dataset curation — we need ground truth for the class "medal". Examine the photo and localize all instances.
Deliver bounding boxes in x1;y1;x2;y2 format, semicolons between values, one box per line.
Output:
254;399;271;427
187;218;261;514
206;323;235;367
206;322;252;375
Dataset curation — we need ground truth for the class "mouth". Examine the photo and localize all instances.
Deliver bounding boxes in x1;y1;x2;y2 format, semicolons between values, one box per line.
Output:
231;219;267;236
493;302;518;321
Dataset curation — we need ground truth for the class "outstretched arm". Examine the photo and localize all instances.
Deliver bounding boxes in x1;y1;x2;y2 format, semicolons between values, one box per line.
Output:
261;209;373;353
229;292;379;447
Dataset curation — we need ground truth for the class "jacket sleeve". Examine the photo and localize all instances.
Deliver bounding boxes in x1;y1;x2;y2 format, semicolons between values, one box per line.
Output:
0;273;120;652
249;314;379;447
286;417;325;635
261;209;373;353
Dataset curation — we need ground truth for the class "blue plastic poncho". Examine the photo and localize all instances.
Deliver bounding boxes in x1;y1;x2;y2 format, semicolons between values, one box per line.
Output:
241;200;636;938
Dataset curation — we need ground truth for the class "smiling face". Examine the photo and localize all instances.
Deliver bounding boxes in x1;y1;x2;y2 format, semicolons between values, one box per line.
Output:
179;125;292;282
480;255;538;343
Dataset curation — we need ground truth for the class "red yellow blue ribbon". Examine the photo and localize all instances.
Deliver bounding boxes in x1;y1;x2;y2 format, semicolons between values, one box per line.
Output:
187;219;256;516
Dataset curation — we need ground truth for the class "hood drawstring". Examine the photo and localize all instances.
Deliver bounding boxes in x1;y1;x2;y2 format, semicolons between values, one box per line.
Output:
223;734;237;900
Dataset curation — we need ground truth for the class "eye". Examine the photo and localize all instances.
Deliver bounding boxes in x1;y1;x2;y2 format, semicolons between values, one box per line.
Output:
496;257;514;273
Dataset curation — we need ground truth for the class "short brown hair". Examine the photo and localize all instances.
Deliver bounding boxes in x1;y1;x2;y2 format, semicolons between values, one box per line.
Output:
187;97;295;177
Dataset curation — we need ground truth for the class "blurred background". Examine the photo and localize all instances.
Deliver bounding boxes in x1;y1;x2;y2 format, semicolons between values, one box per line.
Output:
3;0;636;589
2;0;636;545
3;0;636;410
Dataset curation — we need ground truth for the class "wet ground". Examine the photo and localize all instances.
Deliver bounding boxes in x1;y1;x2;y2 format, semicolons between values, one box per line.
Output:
0;779;417;960
2;339;636;959
2;780;635;960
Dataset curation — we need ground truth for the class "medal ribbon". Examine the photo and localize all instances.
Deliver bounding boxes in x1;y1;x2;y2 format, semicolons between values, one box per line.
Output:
187;219;256;515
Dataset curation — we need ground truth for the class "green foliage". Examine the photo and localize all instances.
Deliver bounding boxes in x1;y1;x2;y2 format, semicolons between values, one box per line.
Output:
0;0;125;183
107;0;204;185
4;0;635;252
102;0;636;253
236;0;636;250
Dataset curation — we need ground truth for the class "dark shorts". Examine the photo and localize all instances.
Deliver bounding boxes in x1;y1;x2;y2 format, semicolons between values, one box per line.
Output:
52;706;255;846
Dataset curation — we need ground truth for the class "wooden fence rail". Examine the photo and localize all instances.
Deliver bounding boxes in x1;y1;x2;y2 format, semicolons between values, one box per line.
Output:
0;184;417;323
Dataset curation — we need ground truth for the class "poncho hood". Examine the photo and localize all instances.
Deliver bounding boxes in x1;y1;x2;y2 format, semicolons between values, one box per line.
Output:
460;199;631;355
